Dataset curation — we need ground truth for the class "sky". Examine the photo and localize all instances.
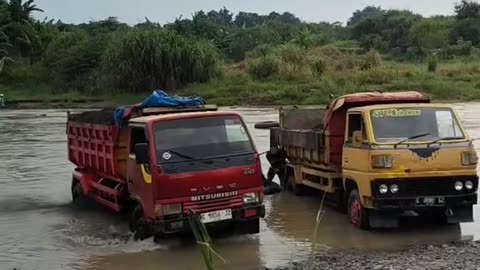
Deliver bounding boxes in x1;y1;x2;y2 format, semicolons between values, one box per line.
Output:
34;0;458;25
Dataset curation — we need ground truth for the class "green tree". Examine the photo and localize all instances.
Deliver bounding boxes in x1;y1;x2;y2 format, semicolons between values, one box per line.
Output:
3;0;43;62
292;25;313;48
348;6;384;26
450;17;480;45
455;0;480;19
409;18;453;49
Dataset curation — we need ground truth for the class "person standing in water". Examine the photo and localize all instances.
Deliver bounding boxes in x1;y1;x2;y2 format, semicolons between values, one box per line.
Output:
0;93;5;108
264;147;287;189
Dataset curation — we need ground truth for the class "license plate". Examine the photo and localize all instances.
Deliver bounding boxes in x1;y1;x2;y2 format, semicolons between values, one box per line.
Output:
200;209;232;224
415;196;445;207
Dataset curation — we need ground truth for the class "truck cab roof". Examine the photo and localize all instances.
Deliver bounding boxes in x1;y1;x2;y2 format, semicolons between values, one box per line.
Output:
129;111;241;124
348;103;452;113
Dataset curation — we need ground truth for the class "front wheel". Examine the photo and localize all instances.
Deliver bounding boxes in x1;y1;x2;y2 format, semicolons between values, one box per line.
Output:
129;205;153;240
347;189;370;230
238;218;260;234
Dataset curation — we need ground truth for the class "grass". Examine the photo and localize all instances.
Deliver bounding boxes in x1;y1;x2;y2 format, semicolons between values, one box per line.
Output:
3;51;480;108
180;57;480;106
187;211;226;270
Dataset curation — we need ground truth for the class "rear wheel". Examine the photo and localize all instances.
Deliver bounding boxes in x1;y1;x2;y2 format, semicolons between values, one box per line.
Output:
71;182;88;208
287;174;304;196
347;189;370;230
129;205;153;240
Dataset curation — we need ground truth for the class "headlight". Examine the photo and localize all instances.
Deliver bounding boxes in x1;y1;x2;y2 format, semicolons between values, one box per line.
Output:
455;181;463;191
243;192;259;204
465;180;474;190
462;151;478;166
372;155;393;169
163;203;182;215
379;184;388;194
390;184;399;194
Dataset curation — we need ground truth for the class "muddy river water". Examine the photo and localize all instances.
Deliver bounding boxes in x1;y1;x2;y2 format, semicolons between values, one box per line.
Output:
2;104;480;270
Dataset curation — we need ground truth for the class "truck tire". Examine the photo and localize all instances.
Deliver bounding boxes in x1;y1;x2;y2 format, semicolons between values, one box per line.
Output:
287;174;304;196
129;205;153;240
347;189;370;230
254;121;279;129
239;218;260;234
71;182;88;208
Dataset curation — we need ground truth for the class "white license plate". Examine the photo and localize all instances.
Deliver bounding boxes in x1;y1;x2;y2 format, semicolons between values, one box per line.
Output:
200;209;232;224
415;196;445;206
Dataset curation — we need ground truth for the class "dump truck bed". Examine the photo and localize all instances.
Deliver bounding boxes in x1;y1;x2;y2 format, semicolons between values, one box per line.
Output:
67;111;128;180
270;107;335;170
67;105;219;179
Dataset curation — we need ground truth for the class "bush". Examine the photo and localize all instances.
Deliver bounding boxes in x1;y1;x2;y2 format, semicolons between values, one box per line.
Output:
359;34;385;51
427;54;438;73
246;55;280;79
310;56;327;76
361;50;382;70
102;29;220;92
42;31;107;90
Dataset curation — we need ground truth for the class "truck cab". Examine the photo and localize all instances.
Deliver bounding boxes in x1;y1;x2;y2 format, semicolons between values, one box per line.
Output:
127;111;265;238
343;104;477;228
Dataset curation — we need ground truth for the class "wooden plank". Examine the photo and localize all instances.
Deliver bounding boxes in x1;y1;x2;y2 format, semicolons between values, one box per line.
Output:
301;167;341;179
301;179;335;193
142;104;218;114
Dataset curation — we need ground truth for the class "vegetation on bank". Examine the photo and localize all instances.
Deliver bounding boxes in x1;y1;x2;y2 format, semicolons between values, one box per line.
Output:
2;0;480;106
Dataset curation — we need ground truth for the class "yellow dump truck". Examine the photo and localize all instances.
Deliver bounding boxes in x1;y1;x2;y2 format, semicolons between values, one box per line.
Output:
267;91;478;229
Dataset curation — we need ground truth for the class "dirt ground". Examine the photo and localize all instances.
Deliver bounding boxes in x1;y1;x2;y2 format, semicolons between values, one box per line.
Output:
273;241;480;270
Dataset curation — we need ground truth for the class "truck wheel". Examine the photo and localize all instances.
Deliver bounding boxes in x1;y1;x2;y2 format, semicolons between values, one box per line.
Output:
72;182;88;208
347;189;370;230
239;218;260;234
129;205;153;240
287;174;304;196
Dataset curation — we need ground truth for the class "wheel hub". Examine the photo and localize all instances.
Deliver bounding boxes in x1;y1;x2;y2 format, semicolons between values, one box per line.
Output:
350;200;361;226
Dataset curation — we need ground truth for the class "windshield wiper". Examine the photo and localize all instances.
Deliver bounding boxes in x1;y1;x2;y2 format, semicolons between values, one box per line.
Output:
427;136;464;147
167;150;196;160
394;133;431;148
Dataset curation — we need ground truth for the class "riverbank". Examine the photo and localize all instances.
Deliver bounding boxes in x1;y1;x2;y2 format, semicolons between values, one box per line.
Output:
4;58;480;109
274;240;480;270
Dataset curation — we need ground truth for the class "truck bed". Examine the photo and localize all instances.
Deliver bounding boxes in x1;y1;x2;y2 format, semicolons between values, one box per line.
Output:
271;107;339;171
66;105;219;179
67;111;129;180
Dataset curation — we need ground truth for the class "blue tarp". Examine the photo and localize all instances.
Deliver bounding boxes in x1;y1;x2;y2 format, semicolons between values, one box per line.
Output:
114;90;206;127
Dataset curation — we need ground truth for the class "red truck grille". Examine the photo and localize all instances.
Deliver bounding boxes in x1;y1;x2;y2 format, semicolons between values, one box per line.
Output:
184;196;243;214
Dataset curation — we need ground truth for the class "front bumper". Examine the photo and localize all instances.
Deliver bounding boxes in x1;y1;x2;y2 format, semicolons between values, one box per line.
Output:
154;204;265;234
372;193;477;210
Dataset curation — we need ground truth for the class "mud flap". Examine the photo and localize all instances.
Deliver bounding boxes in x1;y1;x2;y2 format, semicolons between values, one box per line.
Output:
368;210;399;229
447;205;473;224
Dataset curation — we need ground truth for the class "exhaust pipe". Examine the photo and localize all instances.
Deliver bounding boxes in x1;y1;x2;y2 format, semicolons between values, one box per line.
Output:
446;208;454;217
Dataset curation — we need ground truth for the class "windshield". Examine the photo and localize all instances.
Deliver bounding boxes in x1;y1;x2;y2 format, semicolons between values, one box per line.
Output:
154;115;254;162
370;108;465;143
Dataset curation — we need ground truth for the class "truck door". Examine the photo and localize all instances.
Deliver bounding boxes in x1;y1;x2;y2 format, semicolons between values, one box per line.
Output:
127;125;154;216
343;113;369;172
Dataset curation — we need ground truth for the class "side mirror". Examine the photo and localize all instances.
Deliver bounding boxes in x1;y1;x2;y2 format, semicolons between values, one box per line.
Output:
135;143;150;164
352;131;363;148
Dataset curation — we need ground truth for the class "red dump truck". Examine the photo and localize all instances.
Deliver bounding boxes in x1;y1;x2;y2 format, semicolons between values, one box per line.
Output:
67;105;265;239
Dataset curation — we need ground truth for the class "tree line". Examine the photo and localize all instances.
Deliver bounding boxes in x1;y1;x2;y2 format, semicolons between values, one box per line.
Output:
1;0;480;93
